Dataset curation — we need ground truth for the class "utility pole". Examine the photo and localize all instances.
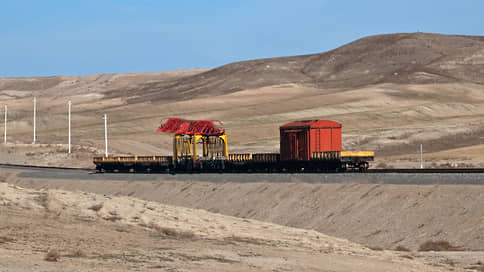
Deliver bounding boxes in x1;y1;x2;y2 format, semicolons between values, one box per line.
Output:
420;144;423;169
33;97;36;144
4;105;6;144
103;113;108;157
68;100;71;154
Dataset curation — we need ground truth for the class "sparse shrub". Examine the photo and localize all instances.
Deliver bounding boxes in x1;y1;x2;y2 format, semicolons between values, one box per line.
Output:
395;245;411;252
35;193;49;210
418;240;462;251
467;262;484;272
115;226;129;233
66;249;86;258
104;211;122;222
88;203;103;212
400;254;414;259
0;236;15;244
45;249;60;262
368;246;384;251
228;235;272;246
140;221;195;239
468;265;484;272
443;258;455;267
158;227;195;239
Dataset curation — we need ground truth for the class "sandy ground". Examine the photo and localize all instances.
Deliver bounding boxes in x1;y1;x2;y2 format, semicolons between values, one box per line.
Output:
1;168;484;271
5;169;484;250
0;182;461;272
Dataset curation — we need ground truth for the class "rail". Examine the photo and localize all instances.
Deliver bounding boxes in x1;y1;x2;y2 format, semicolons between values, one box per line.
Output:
3;163;484;174
0;163;92;171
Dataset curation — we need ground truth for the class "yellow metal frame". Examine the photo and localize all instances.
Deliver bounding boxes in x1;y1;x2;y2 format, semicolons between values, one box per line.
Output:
172;134;228;162
341;151;374;157
220;134;228;157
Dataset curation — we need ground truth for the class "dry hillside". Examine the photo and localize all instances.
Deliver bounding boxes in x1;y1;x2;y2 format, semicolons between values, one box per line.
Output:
0;32;484;168
115;33;484;103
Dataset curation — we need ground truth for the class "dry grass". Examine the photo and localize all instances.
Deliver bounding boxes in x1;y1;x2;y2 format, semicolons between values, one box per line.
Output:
418;240;462;251
45;249;60;262
115;226;130;233
157;227;195;239
139;221;195;239
228;235;274;246
368;246;384;251
395;245;411;251
399;254;414;260
104;211;122;222
35;193;49;209
0;236;15;244
467;262;484;272
442;258;455;267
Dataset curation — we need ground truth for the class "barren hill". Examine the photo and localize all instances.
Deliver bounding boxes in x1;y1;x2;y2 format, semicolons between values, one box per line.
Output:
113;32;484;103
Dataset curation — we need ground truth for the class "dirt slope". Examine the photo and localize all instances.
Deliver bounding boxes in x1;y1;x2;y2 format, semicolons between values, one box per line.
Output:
4;169;484;252
0;182;454;272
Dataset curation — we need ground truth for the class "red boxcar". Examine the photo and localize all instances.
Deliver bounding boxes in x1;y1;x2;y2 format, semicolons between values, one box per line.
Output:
280;120;342;161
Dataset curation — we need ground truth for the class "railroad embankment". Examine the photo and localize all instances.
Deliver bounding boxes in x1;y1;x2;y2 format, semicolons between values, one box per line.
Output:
5;182;450;272
3;169;484;251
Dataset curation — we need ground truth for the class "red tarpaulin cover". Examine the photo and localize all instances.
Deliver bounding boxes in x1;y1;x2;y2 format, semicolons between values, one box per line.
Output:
157;118;225;136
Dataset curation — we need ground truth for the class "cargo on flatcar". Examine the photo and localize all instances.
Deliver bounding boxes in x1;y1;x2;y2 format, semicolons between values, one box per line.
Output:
93;118;373;173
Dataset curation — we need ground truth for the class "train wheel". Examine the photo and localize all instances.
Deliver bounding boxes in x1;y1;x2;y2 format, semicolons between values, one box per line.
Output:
358;162;369;172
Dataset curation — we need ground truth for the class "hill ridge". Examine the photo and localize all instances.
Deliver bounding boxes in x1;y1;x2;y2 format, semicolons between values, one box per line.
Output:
108;32;484;103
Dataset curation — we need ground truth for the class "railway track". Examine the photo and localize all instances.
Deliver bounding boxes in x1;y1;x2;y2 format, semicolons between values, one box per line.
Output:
0;163;92;171
368;168;484;173
2;163;484;185
2;163;484;174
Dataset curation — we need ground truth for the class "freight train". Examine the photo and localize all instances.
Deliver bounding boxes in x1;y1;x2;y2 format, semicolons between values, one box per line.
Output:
93;118;374;173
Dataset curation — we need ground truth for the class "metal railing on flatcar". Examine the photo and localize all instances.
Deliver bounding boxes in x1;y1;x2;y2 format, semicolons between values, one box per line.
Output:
227;153;280;162
93;156;172;163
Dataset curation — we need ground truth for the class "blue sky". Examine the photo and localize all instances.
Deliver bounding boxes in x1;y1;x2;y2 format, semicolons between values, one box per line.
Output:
1;0;483;77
